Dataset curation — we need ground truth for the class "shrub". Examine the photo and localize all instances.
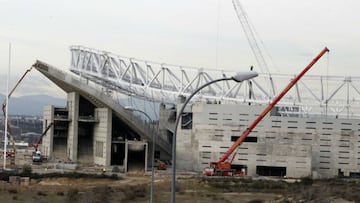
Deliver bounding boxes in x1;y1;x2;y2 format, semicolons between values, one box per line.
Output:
37;191;47;196
93;186;112;203
134;185;146;198
22;164;32;175
300;188;316;201
8;188;17;194
300;176;313;185
67;188;79;201
251;181;266;189
247;200;264;203
56;191;64;196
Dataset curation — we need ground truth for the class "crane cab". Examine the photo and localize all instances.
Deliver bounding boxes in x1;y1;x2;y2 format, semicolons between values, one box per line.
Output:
32;150;42;162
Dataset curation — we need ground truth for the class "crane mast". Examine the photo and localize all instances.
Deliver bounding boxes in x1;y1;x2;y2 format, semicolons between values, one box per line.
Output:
232;0;276;96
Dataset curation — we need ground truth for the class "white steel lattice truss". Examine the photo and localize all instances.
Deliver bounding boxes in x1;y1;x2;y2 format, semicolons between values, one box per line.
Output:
70;45;360;119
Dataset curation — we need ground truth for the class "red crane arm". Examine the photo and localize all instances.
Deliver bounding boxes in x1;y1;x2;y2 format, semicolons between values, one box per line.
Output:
218;47;329;163
2;66;34;155
34;123;53;151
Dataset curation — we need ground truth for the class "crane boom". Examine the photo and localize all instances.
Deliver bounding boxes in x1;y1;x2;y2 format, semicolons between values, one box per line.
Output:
232;0;269;74
32;122;53;163
218;47;329;163
2;66;34;155
33;122;53;151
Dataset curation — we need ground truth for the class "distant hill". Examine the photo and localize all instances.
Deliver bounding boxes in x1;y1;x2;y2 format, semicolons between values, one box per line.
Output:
0;94;66;116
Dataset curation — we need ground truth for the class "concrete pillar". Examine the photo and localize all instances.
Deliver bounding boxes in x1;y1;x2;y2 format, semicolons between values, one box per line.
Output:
67;92;79;162
42;105;54;159
125;141;128;173
93;108;112;166
175;95;194;170
145;142;148;172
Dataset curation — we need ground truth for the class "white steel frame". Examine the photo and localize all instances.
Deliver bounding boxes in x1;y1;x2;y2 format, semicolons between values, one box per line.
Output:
70;46;360;119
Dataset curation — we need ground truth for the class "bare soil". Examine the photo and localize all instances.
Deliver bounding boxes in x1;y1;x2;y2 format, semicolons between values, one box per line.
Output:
0;173;359;203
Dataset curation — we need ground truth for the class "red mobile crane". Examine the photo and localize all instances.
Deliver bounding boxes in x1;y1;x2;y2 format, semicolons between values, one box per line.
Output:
2;66;33;159
203;47;329;176
32;122;53;162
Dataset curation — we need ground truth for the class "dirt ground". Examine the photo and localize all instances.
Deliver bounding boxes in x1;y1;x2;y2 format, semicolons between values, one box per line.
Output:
1;171;360;203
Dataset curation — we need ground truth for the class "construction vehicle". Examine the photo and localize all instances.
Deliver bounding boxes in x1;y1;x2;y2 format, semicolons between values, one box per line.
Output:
156;159;167;170
154;159;167;170
203;47;329;176
2;105;17;158
32;123;53;163
2;66;33;162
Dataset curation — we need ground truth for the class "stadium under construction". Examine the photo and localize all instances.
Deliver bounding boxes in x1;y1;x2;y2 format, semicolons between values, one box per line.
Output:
30;46;360;178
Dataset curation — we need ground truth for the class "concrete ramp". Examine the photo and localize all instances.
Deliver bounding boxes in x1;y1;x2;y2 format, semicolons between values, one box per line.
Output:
33;60;171;157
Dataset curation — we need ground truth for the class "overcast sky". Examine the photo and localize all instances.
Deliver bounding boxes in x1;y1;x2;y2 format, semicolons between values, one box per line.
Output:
1;0;360;97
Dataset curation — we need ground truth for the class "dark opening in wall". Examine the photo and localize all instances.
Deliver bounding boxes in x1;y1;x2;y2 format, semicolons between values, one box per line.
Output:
231;164;248;175
127;143;146;172
231;136;257;142
111;142;125;165
350;172;360;178
338;169;344;177
155;150;161;159
79;96;95;117
166;130;173;144
256;166;286;176
181;113;192;129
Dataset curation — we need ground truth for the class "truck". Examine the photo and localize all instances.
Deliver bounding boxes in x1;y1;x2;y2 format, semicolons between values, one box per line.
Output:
32;151;42;162
203;47;329;176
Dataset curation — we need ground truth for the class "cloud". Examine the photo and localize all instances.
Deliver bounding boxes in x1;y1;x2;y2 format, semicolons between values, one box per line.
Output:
0;0;360;98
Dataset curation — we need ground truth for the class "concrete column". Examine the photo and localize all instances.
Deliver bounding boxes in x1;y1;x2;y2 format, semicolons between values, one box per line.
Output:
67;92;79;162
145;142;148;172
247;164;257;176
42;105;54;159
124;141;128;173
93;108;112;166
175;96;194;170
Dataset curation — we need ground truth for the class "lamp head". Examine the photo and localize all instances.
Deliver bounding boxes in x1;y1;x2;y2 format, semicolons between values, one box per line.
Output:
231;71;258;82
124;106;135;111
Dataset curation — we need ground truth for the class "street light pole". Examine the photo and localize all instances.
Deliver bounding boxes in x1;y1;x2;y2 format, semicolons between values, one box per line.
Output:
124;106;155;203
170;71;258;203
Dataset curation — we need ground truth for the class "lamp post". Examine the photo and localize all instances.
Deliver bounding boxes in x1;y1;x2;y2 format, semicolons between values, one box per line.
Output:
124;106;155;203
170;70;258;203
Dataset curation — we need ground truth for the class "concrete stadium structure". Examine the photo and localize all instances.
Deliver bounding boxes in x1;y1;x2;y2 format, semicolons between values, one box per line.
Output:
174;102;360;178
33;46;360;178
33;61;171;172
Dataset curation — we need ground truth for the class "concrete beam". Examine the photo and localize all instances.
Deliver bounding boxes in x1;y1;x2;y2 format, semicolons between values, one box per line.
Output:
33;60;171;156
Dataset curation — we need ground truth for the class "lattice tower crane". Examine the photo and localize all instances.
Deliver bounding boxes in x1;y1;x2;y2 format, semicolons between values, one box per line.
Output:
232;0;276;97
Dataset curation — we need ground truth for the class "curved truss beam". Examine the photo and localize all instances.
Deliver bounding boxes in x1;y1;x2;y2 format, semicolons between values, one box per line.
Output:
69;46;360;118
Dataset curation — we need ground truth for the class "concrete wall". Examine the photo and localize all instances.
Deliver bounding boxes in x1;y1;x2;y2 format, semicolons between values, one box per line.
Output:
93;108;112;166
176;102;360;178
67;92;79;162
